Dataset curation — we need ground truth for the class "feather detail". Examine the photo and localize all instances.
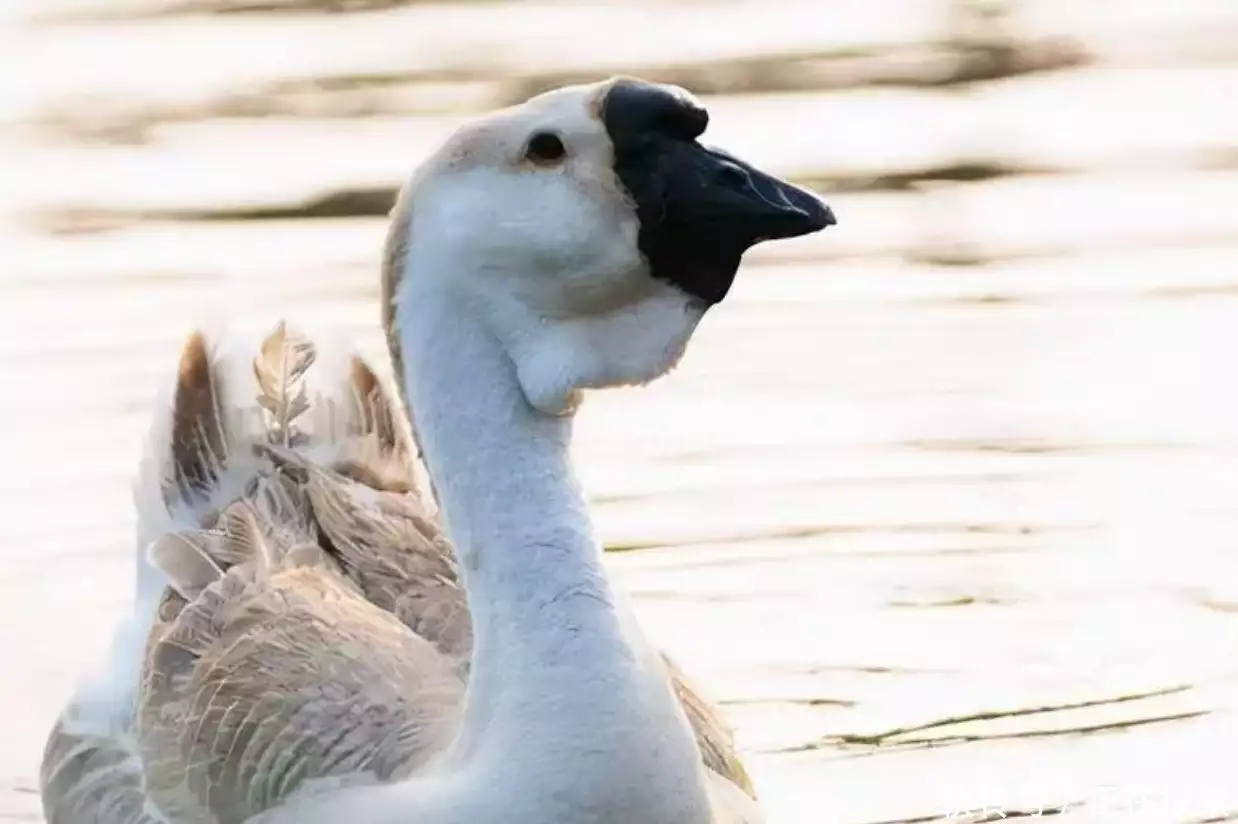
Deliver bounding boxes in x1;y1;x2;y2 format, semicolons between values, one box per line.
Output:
39;717;161;824
251;321;316;447
251;443;469;661
345;355;407;459
166;330;230;508
146;531;223;602
138;501;461;824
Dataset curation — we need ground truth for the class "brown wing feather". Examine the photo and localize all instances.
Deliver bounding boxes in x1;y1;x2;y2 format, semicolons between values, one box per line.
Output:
259;445;472;667
139;489;463;824
40;720;161;824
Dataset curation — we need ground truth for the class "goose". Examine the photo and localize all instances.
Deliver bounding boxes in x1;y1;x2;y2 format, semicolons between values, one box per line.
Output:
39;76;834;824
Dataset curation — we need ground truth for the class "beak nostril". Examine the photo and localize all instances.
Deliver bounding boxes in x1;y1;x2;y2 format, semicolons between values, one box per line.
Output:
715;164;749;190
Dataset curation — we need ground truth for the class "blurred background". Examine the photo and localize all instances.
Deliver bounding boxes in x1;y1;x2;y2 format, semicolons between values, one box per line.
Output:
2;0;1237;821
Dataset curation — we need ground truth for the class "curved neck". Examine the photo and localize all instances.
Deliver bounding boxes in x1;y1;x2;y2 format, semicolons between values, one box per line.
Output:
386;274;710;822
399;287;623;729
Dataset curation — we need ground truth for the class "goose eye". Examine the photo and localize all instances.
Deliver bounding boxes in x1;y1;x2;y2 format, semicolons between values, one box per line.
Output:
525;132;567;164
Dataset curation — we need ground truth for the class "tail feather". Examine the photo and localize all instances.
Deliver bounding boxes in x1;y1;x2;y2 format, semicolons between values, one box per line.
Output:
139;321;413;605
138;320;414;542
167;330;229;507
344;354;408;460
251;320;317;447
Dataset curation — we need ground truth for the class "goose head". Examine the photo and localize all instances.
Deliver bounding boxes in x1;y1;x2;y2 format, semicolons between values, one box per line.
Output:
385;76;835;415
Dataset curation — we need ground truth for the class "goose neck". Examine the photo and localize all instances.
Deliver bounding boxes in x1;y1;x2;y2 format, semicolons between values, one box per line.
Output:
397;287;637;730
390;277;709;824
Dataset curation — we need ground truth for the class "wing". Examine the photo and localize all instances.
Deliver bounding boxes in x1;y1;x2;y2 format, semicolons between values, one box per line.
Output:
138;499;464;824
40;717;160;824
263;446;471;668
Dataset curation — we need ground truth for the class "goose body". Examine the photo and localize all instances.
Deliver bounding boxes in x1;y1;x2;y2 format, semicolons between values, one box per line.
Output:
40;76;834;824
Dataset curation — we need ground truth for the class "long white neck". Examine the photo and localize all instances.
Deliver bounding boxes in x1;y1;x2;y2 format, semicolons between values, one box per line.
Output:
402;286;618;735
386;274;711;822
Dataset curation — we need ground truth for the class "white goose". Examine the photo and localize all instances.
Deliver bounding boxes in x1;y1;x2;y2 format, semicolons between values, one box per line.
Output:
40;76;834;824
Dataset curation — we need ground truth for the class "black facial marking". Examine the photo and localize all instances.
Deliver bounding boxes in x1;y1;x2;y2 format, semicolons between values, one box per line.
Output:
600;78;835;305
603;80;709;144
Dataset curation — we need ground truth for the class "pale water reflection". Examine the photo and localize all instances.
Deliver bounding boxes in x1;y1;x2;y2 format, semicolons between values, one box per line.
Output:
2;0;1238;822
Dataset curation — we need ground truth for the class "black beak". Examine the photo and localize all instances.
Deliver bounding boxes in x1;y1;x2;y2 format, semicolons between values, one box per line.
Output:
601;79;836;305
667;142;836;243
705;148;837;236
